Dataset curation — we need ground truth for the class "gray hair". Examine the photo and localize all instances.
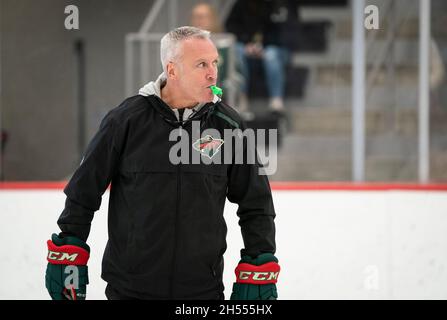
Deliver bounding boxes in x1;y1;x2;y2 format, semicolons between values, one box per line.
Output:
160;26;211;74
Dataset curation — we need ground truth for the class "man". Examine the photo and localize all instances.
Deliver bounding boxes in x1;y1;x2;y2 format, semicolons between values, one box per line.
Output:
45;26;279;300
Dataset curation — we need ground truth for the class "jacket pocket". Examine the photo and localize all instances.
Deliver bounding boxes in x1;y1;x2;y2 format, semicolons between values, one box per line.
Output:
210;246;226;279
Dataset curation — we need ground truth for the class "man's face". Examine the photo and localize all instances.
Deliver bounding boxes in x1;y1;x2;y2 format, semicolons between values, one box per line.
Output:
170;38;219;105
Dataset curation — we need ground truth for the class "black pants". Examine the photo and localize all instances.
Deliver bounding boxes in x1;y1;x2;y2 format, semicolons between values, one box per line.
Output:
105;283;225;300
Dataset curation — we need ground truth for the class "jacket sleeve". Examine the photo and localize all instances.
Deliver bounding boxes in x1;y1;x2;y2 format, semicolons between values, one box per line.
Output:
226;125;276;258
57;111;125;241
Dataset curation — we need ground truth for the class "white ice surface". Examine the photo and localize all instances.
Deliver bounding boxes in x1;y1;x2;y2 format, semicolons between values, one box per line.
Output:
1;190;446;299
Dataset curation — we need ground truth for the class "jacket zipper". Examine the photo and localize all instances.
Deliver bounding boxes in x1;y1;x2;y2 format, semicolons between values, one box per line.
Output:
169;119;183;298
169;163;181;298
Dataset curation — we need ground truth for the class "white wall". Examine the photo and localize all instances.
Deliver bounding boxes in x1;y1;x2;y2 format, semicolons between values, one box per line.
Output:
1;189;446;300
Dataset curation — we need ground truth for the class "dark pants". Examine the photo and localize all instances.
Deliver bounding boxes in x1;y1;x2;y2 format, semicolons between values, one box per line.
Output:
105;283;225;300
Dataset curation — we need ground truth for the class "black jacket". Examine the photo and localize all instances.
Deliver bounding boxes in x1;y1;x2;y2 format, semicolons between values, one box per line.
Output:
57;94;276;299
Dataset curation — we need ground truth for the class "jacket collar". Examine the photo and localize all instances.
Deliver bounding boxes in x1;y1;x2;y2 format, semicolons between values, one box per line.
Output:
138;73;221;122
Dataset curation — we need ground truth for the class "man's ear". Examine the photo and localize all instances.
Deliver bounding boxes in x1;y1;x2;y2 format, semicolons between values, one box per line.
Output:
166;61;178;80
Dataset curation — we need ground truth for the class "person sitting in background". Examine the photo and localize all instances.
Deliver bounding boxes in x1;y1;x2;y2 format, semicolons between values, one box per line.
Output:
225;0;300;116
190;2;223;33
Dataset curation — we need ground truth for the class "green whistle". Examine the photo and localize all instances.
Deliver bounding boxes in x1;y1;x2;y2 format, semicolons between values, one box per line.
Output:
209;85;223;97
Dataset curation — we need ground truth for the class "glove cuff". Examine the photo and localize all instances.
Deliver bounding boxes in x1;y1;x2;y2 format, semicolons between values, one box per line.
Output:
47;237;90;266
234;261;280;285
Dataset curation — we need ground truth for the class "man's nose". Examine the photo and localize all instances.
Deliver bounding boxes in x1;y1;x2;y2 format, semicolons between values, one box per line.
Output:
207;66;217;81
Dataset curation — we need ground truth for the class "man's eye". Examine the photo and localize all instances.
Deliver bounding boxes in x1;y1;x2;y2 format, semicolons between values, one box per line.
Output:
198;62;206;67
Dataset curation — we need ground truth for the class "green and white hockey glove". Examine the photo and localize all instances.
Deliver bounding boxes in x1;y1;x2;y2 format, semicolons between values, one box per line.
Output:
45;233;90;300
230;253;280;300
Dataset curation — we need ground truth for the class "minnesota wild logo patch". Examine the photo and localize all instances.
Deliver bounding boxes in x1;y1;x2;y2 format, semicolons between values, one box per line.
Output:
193;135;224;159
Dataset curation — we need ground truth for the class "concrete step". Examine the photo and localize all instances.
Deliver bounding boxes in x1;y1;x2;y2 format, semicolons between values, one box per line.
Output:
297;84;419;109
245;99;447;135
288;107;447;135
336;17;447;40
315;65;418;86
268;131;447;181
277;133;447;157
270;155;420;181
299;0;421;28
288;107;414;135
292;40;421;68
431;151;447;181
271;151;447;182
336;18;422;40
300;6;351;23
